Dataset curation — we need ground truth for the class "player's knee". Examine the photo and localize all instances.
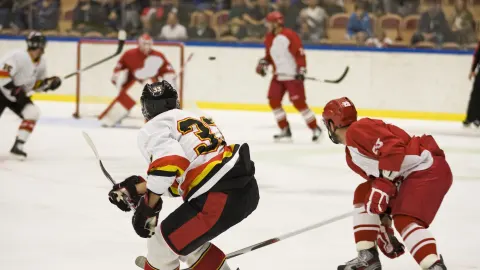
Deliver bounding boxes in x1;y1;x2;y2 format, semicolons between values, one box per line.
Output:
21;104;40;121
146;227;180;270
392;215;426;234
353;182;371;205
268;98;282;109
291;99;308;111
182;243;228;270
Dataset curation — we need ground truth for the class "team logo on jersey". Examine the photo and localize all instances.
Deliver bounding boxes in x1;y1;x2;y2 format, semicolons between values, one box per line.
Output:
372;138;383;155
2;64;12;73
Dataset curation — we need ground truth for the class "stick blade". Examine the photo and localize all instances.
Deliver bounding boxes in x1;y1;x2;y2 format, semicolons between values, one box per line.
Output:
82;131;100;159
325;66;349;83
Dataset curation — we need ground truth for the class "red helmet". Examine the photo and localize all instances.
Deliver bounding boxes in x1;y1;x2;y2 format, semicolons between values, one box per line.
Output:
266;11;284;25
138;33;153;54
322;97;357;129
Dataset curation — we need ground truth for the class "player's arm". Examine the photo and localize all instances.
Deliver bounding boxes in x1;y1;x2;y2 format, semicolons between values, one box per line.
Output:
470;41;480;79
288;32;307;81
111;53;127;85
256;39;272;77
32;65;62;92
0;56;21;92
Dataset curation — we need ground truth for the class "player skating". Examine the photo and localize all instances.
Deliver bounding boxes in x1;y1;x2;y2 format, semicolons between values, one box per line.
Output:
0;31;62;160
107;80;259;270
322;97;451;270
256;11;322;142
99;33;177;127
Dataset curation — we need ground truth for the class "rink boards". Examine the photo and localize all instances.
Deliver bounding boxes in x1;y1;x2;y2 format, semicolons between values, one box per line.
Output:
0;36;474;121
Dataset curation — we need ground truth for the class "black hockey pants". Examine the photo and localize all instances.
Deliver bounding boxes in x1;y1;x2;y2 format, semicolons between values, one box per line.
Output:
466;72;480;122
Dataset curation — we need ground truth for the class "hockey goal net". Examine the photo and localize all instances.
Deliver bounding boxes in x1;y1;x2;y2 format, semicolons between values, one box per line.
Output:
73;39;185;119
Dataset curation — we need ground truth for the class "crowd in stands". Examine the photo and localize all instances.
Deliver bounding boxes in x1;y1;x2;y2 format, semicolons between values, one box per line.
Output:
0;0;478;49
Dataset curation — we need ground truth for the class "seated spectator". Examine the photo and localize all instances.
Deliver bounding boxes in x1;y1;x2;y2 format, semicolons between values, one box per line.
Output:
229;0;246;20
411;0;451;46
365;28;392;48
105;0;141;34
159;12;188;40
188;11;216;40
103;0;121;31
323;0;344;17
37;0;59;30
221;17;247;39
0;0;13;30
142;0;192;36
73;0;107;33
276;0;300;30
450;0;476;45
243;0;274;38
347;3;373;41
299;0;328;41
360;0;383;16
397;0;419;17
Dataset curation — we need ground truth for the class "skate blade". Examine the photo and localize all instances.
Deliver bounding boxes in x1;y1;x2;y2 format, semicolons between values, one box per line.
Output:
274;137;293;143
10;153;26;161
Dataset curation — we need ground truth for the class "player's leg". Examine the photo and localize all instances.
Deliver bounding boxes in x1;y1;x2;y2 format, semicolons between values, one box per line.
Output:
7;93;40;160
285;80;322;141
391;156;452;269
268;78;290;140
98;79;137;127
338;181;382;270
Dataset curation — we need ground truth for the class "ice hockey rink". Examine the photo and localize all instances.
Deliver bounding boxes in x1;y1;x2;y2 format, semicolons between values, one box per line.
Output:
1;101;479;270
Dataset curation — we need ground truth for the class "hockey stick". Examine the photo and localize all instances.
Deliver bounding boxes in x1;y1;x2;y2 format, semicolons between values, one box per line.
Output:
81;131;117;185
63;30;127;79
134;210;354;269
273;66;349;84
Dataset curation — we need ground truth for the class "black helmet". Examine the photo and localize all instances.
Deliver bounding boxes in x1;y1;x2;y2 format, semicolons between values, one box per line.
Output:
26;31;46;50
141;80;179;120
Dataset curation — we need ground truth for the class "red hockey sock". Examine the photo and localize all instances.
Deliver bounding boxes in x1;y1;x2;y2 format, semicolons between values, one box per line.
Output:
269;99;289;129
394;215;439;268
352;182;379;250
292;100;317;129
17;120;36;143
190;244;227;270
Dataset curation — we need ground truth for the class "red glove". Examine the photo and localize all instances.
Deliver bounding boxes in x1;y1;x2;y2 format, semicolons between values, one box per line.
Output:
256;58;268;77
365;178;396;215
377;215;405;259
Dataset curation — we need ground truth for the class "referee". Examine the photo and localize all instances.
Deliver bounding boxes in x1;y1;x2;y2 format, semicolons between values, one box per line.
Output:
466;42;480;127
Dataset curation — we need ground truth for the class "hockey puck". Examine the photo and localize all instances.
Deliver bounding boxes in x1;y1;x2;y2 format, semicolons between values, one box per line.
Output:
208;56;216;60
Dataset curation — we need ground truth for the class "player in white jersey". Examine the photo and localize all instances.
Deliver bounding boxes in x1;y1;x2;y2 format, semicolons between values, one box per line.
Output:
107;81;259;270
0;32;62;160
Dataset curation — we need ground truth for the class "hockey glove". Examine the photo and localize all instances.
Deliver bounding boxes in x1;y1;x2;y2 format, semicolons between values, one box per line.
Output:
365;178;396;215
108;175;145;212
256;58;268;77
295;67;306;81
377;214;405;259
132;192;163;238
40;76;62;92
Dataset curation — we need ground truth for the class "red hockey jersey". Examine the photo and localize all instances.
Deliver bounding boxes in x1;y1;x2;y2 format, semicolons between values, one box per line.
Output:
345;118;444;181
113;48;175;83
264;28;306;81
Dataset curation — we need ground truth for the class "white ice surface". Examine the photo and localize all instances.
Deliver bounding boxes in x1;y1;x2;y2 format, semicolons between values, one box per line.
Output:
1;102;479;270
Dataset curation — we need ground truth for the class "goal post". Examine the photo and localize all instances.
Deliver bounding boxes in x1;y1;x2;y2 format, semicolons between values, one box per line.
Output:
73;39;185;119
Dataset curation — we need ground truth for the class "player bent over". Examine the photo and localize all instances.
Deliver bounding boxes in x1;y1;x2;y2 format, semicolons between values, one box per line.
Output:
322;97;451;270
99;33;177;127
256;11;322;142
108;81;259;270
0;32;62;160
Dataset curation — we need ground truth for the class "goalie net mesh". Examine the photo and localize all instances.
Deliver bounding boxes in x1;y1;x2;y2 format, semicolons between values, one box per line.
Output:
73;39;185;120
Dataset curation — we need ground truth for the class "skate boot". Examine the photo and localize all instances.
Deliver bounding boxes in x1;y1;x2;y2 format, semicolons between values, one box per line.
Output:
10;139;27;160
338;247;381;270
462;120;471;128
473;120;480;128
273;125;292;141
312;126;322;142
428;255;446;270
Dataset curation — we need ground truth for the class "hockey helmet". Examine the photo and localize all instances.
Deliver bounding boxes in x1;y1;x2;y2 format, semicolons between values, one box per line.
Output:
138;33;153;54
26;31;46;50
141;80;180;121
322;97;357;144
266;11;284;25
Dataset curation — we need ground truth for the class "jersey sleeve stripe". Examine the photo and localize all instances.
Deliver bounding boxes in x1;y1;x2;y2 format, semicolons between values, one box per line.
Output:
148;155;190;176
180;144;240;200
149;170;177;177
0;70;10;78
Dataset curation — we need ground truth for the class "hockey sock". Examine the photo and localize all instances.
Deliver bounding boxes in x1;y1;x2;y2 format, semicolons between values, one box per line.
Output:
16;120;36;147
394;215;439;269
292;100;317;129
188;243;230;270
353;182;380;250
269;99;288;129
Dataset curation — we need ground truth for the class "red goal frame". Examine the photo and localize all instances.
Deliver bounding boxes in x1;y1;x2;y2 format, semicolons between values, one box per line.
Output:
73;39;185;118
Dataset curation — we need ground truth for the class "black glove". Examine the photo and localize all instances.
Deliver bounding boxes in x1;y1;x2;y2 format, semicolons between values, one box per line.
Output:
108;175;145;212
256;58;268;77
295;67;306;81
43;76;62;91
132;192;163;238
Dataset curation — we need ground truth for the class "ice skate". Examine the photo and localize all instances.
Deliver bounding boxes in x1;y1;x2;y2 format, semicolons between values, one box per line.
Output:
273;125;292;142
337;247;382;270
10;139;27;160
473;120;480;128
312;126;322;142
428;255;446;270
462;120;471;127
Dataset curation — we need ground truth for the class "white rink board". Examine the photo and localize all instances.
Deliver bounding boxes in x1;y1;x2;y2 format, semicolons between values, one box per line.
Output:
0;38;474;115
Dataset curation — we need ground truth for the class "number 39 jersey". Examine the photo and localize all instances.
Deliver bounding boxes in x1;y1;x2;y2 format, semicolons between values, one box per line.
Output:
137;109;242;201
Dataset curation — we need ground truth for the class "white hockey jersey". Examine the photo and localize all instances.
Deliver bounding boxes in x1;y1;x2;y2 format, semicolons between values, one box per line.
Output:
137;109;242;201
0;49;47;102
